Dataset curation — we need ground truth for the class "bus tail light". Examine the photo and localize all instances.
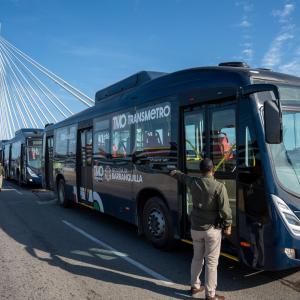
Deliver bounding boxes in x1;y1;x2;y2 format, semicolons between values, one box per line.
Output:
272;194;300;237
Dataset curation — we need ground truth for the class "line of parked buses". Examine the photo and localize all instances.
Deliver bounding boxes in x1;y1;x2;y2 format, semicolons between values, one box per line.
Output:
1;62;300;271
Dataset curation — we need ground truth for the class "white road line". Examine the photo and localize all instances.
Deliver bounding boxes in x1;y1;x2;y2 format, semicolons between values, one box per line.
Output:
174;292;192;298
5;184;23;195
36;199;57;205
14;189;23;195
62;220;174;286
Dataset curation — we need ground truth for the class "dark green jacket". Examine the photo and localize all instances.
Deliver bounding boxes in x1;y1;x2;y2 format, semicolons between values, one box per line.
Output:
173;171;232;231
0;165;4;176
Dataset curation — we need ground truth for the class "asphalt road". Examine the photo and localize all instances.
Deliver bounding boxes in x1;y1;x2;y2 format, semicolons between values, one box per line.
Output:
0;180;299;300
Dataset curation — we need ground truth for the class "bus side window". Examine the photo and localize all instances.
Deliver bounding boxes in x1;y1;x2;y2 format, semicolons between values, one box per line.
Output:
112;130;130;158
55;127;68;156
68;126;77;156
111;112;131;159
135;102;171;152
93;118;110;159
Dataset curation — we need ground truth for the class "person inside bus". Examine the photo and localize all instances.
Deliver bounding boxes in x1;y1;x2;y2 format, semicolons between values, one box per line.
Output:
170;158;232;300
0;162;4;192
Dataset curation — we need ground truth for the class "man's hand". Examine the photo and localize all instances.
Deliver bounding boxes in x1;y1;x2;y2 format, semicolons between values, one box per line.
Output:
223;226;232;236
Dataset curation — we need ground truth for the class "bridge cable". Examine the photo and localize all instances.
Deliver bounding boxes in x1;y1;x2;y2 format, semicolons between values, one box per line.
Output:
0;46;48;126
0;42;54;124
0;47;39;127
0;54;14;137
0;39;73;118
0;37;95;107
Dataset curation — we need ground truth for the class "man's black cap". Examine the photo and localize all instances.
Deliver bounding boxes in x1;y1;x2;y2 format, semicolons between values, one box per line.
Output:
200;158;214;172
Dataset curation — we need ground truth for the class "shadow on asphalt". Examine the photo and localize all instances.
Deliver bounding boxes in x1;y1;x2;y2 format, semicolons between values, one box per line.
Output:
0;181;299;298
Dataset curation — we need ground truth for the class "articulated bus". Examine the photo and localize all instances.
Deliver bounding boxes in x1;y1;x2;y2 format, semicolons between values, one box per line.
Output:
43;62;300;270
3;129;43;185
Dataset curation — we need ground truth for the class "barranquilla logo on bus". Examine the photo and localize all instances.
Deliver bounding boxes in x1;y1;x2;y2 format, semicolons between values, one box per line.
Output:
112;104;171;130
94;165;143;183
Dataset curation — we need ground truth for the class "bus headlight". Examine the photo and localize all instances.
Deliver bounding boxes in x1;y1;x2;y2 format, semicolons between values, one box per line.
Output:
284;248;296;259
27;167;38;178
272;194;300;237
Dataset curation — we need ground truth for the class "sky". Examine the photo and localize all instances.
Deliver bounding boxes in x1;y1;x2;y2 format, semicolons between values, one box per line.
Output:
1;0;300;102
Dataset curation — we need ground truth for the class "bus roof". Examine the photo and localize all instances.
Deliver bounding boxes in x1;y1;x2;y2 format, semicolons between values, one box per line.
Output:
45;63;300;132
6;128;44;144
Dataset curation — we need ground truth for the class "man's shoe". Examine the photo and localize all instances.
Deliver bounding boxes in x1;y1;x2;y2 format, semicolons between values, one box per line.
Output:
191;286;205;297
206;295;225;300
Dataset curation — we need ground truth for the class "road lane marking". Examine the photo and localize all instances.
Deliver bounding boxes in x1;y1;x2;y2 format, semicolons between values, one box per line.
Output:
4;184;23;195
14;189;23;195
174;292;192;298
244;270;265;277
36;199;57;205
62;220;174;286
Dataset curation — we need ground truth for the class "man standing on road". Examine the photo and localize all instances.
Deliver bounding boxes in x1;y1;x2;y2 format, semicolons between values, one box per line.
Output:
170;158;232;300
0;162;4;192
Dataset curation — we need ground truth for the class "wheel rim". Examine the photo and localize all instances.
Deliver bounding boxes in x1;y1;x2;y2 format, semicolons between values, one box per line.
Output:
147;208;166;239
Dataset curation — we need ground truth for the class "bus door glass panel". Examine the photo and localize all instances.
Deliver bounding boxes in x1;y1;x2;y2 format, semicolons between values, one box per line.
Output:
79;128;93;203
184;109;206;215
210;105;237;230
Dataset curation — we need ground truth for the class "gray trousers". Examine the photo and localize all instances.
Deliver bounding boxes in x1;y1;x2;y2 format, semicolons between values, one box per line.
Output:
191;227;222;298
0;175;3;189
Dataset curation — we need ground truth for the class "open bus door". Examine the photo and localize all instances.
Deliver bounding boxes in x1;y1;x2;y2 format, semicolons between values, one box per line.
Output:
182;102;238;248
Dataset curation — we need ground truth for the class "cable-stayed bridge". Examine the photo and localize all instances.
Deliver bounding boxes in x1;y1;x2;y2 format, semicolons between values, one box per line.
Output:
0;36;95;140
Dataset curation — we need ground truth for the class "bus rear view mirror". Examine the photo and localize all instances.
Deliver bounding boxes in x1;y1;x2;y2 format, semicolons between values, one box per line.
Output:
264;100;282;144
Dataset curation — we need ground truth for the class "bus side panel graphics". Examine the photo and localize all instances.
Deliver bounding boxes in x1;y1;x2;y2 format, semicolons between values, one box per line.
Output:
93;164;140;224
77;186;104;213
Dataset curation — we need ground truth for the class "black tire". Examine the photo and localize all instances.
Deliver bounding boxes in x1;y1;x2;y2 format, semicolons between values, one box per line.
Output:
142;197;174;249
57;178;70;207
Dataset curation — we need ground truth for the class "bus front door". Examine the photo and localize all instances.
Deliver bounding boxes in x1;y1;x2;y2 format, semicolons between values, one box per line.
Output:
183;107;206;228
183;103;237;246
78;128;93;205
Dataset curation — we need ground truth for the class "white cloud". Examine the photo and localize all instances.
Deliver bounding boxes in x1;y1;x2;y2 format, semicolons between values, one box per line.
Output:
236;1;254;62
262;3;297;70
243;48;253;57
279;59;300;76
272;3;295;21
239;20;251;28
262;32;294;67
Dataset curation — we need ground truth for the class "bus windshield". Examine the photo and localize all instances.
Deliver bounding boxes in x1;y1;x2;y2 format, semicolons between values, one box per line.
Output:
270;110;300;196
27;140;42;170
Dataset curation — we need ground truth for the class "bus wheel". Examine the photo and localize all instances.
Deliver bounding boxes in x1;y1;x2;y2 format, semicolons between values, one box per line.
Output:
142;197;173;249
57;179;69;207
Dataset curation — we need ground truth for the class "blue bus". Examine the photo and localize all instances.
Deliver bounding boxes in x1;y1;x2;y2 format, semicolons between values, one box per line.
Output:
3;129;43;185
43;62;300;270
